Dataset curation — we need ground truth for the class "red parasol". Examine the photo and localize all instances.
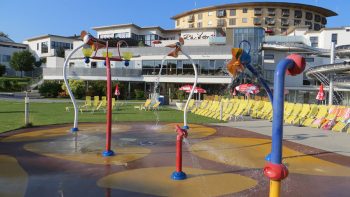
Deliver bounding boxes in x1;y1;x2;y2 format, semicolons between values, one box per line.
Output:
316;84;325;101
179;85;194;91
185;87;206;94
114;84;120;96
235;84;260;94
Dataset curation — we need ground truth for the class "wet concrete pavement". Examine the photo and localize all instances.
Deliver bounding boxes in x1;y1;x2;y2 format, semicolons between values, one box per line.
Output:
0;122;349;197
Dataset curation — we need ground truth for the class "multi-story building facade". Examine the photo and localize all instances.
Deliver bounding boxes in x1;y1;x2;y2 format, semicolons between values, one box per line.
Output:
0;35;28;76
172;2;336;35
23;34;78;61
41;2;350;104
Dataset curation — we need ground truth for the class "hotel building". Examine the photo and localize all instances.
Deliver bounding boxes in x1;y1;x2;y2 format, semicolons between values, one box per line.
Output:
30;2;350;104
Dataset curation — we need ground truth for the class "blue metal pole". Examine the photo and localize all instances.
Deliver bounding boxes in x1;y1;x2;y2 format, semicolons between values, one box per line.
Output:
270;59;295;164
245;64;273;103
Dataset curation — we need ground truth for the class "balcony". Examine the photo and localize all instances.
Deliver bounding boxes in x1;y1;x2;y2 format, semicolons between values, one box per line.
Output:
217;20;226;27
282;9;290;17
254;8;262;16
321;17;327;25
265;18;275;26
216;10;226;17
209;37;226;45
43;67;142;79
188;15;195;22
253;18;262;25
281;19;289;26
268;8;275;16
294;10;302;18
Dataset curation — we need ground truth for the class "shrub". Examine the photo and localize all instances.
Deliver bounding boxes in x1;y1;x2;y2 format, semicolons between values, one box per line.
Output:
176;90;185;102
39;81;62;98
0;64;6;77
62;80;86;99
0;77;31;91
134;89;145;99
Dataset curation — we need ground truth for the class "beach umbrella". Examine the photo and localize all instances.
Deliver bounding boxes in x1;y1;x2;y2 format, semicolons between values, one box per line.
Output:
316;84;325;101
114;84;120;96
179;85;193;91
185;87;207;94
235;84;260;95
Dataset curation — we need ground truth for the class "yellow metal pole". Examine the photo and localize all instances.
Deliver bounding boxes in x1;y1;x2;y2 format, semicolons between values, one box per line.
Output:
269;180;281;197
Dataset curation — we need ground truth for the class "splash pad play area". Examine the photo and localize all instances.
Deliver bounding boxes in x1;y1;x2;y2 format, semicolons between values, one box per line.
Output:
1;33;350;197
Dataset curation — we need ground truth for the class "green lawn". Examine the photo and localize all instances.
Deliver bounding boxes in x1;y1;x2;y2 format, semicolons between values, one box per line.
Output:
0;100;222;133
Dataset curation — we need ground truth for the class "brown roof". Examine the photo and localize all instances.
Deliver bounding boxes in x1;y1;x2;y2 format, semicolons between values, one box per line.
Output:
171;2;337;19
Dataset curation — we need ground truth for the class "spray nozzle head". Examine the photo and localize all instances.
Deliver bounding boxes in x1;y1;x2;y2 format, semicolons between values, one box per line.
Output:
175;125;188;138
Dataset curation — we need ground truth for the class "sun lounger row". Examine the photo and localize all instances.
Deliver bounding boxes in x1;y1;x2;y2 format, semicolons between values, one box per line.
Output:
190;98;350;133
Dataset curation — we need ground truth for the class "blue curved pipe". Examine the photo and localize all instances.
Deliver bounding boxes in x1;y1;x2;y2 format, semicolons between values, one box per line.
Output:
270;59;295;164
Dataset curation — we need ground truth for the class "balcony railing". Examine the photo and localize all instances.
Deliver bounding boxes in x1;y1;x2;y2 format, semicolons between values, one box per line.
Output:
188;15;195;22
264;36;311;46
43;67;142;78
254;9;262;16
254;18;262;25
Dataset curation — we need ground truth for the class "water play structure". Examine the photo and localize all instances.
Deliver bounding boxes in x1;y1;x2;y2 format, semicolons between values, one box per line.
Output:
63;31;132;156
156;37;198;180
227;41;306;197
62;34;306;195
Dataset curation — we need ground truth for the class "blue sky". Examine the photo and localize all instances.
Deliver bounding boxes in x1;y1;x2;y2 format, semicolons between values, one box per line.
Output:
1;0;349;42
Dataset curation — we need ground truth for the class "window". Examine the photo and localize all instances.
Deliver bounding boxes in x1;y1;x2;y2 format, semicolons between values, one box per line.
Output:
197;22;202;28
264;54;274;60
217;19;226;27
265;17;275;25
253;18;262;25
189;24;194;28
305;58;314;62
268;8;275;16
294;20;301;26
208;20;212;26
281;28;288;34
305;21;312;29
265;70;274;82
282;9;290;17
281;18;289;26
254;8;262;16
208;11;213;16
114;32;129;38
229;9;236;16
310;36;319;47
314;23;321;31
2;55;11;62
321;17;327;25
142;60;155;75
294;10;302;18
315;15;321;22
176;20;180;26
306;12;313;20
37;43;39;50
242;8;248;13
188;15;195;22
41;42;48;53
346;29;350;32
216;10;226;17
198;13;203;20
229;18;236;26
331;33;338;44
242;18;248;23
51;41;72;50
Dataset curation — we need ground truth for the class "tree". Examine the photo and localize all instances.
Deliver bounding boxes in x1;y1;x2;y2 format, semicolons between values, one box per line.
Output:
62;80;86;99
0;64;6;77
9;50;35;77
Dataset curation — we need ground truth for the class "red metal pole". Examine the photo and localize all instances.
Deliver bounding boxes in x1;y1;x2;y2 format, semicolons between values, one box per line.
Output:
106;55;112;152
176;134;183;172
172;125;187;180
